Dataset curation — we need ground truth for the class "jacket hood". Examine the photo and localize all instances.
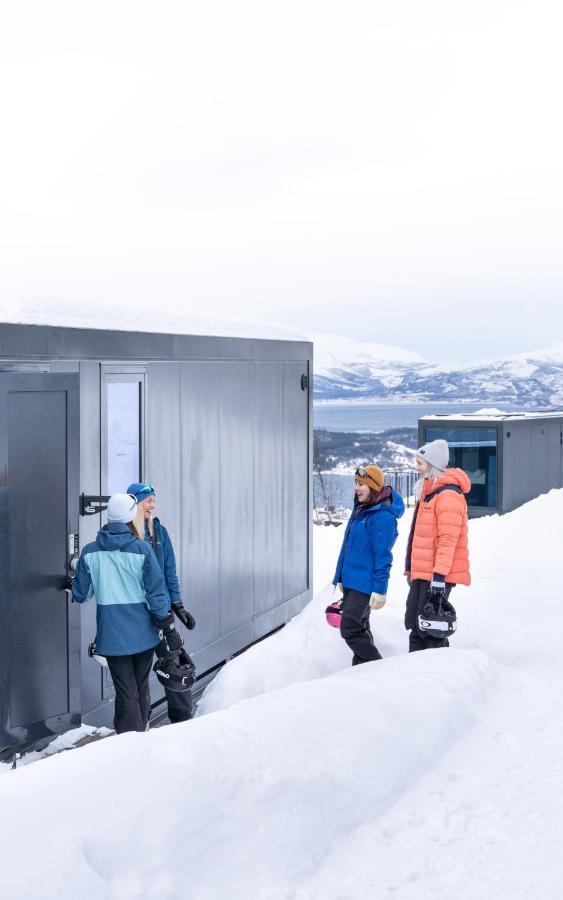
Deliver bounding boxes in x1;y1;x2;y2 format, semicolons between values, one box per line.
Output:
352;488;405;520
432;467;472;494
96;522;139;551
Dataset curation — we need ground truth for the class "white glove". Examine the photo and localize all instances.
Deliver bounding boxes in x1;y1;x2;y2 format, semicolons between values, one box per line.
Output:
369;592;386;610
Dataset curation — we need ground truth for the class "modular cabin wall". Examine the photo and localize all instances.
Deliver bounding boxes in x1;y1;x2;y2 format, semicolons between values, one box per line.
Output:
146;359;311;679
80;355;311;724
502;421;563;513
0;325;312;740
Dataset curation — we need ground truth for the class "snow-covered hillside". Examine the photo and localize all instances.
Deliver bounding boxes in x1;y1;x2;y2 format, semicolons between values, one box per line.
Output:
1;492;563;898
313;332;563;408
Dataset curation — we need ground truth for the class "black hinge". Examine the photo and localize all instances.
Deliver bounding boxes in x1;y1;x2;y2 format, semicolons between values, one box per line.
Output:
301;374;309;391
80;494;110;516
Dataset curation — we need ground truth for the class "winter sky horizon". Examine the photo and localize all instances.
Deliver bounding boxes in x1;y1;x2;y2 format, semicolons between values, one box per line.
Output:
1;1;562;362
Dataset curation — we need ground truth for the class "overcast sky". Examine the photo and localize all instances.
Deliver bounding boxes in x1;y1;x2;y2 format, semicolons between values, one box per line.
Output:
0;1;562;361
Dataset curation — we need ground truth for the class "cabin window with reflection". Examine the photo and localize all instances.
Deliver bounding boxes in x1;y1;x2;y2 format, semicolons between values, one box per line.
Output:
424;425;497;508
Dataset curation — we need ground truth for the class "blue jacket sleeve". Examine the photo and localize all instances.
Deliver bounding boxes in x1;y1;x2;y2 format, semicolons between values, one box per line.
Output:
370;514;397;595
160;525;182;605
142;548;171;621
332;521;350;585
71;552;93;604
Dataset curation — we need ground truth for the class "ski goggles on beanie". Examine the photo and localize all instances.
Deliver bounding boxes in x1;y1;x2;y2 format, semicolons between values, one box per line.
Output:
325;599;343;628
354;464;385;495
127;482;156;501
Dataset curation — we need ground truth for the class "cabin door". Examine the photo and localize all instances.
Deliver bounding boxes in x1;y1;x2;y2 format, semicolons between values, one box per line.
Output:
0;374;80;755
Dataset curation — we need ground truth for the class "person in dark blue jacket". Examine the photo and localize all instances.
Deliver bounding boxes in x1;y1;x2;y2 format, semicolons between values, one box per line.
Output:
72;493;183;733
128;482;196;723
333;465;404;665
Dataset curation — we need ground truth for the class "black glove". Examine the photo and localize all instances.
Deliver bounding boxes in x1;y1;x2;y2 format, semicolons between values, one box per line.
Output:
429;573;446;598
155;610;184;653
172;602;196;630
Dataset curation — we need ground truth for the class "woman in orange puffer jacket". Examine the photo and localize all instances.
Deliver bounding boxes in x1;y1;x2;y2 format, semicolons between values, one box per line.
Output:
404;438;471;652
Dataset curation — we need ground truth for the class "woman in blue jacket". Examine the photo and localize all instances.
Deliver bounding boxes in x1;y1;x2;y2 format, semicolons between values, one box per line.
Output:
72;493;183;733
333;465;404;664
128;482;196;723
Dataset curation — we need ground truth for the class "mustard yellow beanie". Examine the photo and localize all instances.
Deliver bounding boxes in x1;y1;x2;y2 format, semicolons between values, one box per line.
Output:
355;465;385;495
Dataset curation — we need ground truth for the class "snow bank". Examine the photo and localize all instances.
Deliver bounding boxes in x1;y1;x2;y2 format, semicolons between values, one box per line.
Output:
2;490;563;897
0;725;111;774
0;647;495;900
0;298;308;342
202;490;563;714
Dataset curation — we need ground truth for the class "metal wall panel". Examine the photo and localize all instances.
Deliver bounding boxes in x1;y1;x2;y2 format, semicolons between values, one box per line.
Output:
218;362;254;636
143;362;182;705
145;363;182;552
547;423;562;490
282;362;309;600
177;358;311;675
531;424;548;500
511;425;530;509
179;363;223;669
78;362;107;719
252;363;283;617
499;427;512;512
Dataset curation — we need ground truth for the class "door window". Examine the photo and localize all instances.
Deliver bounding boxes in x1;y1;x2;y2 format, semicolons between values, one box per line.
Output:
105;377;143;495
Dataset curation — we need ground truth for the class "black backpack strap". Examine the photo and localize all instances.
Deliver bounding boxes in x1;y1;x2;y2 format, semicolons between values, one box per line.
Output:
424;484;463;503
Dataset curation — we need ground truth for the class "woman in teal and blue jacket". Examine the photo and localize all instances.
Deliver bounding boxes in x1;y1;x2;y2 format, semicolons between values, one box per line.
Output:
333;464;404;664
72;492;183;733
128;482;196;723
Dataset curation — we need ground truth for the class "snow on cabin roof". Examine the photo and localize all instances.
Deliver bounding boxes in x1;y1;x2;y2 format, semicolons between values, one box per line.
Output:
421;409;563;421
0;298;309;343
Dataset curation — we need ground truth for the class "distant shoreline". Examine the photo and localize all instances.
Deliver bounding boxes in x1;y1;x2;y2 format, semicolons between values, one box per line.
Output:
314;398;518;407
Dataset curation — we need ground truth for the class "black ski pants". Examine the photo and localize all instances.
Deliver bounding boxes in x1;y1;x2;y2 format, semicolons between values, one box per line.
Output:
106;648;155;733
405;579;453;652
340;588;382;665
156;639;194;723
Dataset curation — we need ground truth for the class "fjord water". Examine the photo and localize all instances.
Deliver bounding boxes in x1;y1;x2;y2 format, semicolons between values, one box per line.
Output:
313;402;508;432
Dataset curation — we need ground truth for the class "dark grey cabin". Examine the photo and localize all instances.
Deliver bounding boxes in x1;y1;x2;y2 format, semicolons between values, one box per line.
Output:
419;411;563;516
0;322;312;756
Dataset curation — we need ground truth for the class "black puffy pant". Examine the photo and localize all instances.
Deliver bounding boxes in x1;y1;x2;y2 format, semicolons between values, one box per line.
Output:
340;588;382;665
106;648;155;734
156;639;194;724
405;579;453;652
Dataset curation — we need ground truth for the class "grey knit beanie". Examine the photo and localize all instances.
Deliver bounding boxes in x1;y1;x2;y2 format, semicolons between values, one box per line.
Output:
106;492;137;524
416;439;449;472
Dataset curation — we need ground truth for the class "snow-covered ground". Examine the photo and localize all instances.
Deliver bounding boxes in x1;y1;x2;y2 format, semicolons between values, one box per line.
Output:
1;492;563;898
0;725;112;774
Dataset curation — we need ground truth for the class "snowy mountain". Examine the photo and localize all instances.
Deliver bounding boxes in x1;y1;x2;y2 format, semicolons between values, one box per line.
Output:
312;333;563;408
